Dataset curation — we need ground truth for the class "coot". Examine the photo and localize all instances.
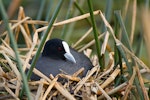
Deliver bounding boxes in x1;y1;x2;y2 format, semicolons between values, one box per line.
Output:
31;38;93;80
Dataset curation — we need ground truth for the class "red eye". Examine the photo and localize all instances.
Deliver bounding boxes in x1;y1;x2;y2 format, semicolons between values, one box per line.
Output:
58;47;62;51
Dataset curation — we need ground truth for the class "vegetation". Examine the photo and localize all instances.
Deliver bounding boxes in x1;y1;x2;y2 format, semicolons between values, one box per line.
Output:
0;0;150;99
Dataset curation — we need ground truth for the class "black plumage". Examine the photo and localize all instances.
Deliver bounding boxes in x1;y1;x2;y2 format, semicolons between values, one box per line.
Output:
30;38;93;80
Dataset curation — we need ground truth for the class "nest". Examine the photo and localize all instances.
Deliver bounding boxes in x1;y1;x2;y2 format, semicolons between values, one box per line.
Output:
0;7;150;100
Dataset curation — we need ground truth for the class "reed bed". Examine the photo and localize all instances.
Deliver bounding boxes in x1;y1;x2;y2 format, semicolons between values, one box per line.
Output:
0;1;150;100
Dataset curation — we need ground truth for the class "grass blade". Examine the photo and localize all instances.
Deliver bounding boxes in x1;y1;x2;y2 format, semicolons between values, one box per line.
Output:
74;1;91;25
101;0;113;32
87;0;104;70
114;10;132;51
61;0;74;39
36;0;46;21
45;0;53;21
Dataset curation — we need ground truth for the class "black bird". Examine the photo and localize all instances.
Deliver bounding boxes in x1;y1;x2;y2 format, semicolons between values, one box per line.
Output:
31;38;93;80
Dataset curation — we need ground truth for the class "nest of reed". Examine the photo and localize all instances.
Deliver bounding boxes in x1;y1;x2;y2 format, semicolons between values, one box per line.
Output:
0;7;150;100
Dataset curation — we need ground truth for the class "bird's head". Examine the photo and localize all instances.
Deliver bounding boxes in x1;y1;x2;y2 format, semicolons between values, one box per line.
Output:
42;38;76;63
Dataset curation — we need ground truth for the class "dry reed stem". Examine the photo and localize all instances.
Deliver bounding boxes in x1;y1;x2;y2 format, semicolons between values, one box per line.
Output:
0;46;15;57
19;24;32;46
122;67;136;100
15;80;21;97
22;27;39;71
48;91;58;100
46;26;55;42
28;81;49;86
98;82;127;99
91;55;99;66
141;9;150;64
72;67;85;77
55;82;76;100
0;66;5;76
2;53;21;81
95;82;112;100
53;10;100;26
1;39;13;51
78;33;105;52
2;17;30;37
6;80;17;89
100;67;120;89
135;64;149;100
4;34;10;44
26;64;76;100
35;79;45;100
72;27;93;48
130;0;136;45
100;15;119;48
33;28;39;44
116;37;150;99
59;74;80;82
18;48;33;51
42;77;58;100
0;77;19;100
120;42;150;72
5;10;113;44
10;20;48;25
8;10;99;28
26;65;51;81
6;10;115;54
19;7;31;37
73;65;99;94
99;53;114;79
15;6;31;45
122;0;129;19
101;31;109;55
22;43;36;71
15;6;23;40
5;84;19;100
83;49;92;58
